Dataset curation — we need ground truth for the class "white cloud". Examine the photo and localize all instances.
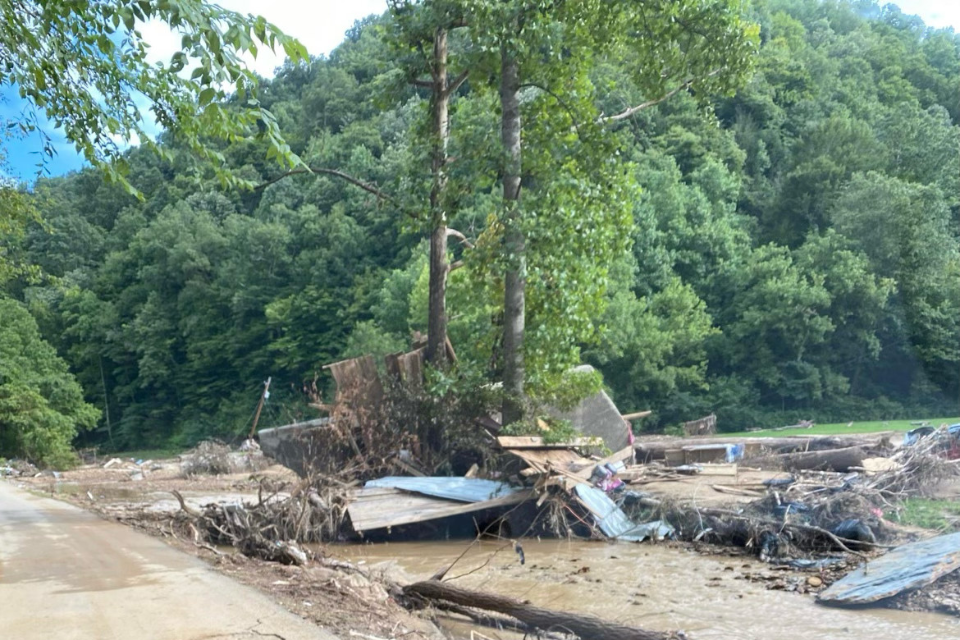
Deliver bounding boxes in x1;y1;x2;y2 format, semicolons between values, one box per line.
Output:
121;1;388;150
142;0;389;78
891;0;960;30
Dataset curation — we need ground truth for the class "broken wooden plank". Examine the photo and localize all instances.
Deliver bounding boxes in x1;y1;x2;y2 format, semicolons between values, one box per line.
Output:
698;463;739;477
497;436;604;449
508;448;594;481
710;484;762;497
394;459;427;477
571;446;635;480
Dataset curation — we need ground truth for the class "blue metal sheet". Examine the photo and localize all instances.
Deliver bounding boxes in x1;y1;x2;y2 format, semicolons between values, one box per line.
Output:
364;477;519;503
572;485;674;541
818;531;960;605
574;484;635;537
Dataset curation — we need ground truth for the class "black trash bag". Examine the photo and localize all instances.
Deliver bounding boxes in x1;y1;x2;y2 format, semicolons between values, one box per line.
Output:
831;519;877;549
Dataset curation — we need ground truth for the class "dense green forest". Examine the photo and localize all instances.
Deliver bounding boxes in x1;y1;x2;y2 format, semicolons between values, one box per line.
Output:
2;0;958;460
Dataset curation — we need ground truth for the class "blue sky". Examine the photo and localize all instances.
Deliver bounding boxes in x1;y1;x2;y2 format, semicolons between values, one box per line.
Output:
2;0;955;181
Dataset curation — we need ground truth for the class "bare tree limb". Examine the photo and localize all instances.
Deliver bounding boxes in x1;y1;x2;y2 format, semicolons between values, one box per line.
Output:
255;168;412;215
446;227;474;249
600;69;722;123
445;69;470;98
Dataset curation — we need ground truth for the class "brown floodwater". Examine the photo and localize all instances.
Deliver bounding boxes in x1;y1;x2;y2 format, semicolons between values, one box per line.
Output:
335;539;960;640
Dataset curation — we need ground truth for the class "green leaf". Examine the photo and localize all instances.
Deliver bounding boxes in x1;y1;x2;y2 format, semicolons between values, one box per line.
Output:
198;87;215;106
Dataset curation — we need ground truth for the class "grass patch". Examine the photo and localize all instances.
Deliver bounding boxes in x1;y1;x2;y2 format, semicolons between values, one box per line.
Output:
894;498;960;531
720;417;959;438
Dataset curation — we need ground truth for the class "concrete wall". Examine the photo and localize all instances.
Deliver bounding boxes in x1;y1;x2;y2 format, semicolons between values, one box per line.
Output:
550;365;631;452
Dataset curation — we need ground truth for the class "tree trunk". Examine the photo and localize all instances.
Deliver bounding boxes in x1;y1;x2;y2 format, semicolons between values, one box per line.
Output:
777;446;867;472
425;27;451;367
404;580;673;640
500;45;524;426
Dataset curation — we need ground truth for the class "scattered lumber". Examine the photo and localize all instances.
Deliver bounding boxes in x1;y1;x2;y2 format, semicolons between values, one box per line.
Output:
571;446;634;479
636;435;880;461
404;580;676;640
497;436;604;449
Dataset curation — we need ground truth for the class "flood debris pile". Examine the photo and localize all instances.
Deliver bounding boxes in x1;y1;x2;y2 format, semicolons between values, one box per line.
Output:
169;477;349;565
261;350;497;480
179;439;269;477
653;431;958;554
0;458;39;477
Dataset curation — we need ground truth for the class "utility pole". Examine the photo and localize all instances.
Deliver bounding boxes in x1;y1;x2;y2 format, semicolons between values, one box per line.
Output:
248;376;272;440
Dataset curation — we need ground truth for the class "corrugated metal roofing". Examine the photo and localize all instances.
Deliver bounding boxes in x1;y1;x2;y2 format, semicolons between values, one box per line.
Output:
347;486;533;532
364;476;520;503
573;485;674;542
574;484;635;537
818;531;960;605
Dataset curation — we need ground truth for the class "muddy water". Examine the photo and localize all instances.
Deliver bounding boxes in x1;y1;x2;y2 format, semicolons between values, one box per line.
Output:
336;539;960;640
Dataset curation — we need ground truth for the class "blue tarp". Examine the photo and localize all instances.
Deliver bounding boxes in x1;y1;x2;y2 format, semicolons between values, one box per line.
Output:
364;477;519;503
573;485;674;542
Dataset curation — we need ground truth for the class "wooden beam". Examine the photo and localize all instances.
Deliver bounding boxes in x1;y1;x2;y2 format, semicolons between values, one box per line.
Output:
497;436;604;449
571;446;635;480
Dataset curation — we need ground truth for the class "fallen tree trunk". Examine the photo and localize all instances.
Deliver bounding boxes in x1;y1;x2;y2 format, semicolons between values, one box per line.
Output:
404;580;675;640
776;446;866;472
636;435;879;461
431;601;567;640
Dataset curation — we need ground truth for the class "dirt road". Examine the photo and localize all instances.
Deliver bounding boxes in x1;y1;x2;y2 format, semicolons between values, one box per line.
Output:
0;480;338;639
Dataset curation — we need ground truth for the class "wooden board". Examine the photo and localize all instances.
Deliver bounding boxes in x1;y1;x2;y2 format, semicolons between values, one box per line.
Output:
347;487;534;532
497;436;604;449
324;354;383;406
509;448;590;476
571;446;635;480
698;463;739;476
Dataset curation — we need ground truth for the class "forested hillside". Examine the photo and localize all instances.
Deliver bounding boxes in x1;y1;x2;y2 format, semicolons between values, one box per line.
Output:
2;0;958;455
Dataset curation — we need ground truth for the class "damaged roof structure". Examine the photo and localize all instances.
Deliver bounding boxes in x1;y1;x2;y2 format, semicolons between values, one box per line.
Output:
347;477;533;534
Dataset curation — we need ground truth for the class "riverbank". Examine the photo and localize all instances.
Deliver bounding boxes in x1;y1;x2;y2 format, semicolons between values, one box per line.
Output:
8;448;960;639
